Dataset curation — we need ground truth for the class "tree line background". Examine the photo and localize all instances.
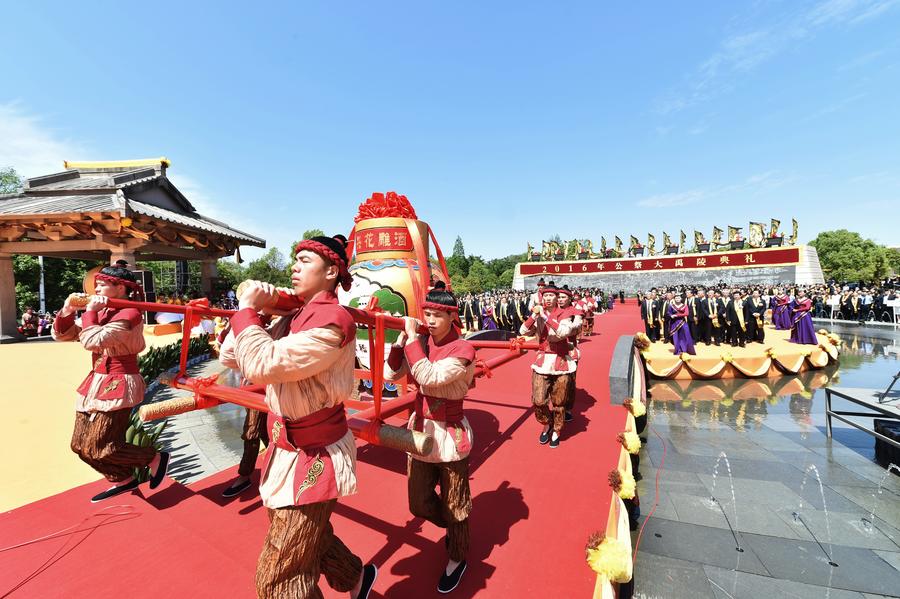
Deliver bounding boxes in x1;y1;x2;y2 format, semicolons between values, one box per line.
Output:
3;166;899;315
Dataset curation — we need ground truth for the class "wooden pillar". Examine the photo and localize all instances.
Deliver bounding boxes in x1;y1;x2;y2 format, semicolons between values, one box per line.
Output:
200;258;218;298
0;254;23;343
109;247;137;270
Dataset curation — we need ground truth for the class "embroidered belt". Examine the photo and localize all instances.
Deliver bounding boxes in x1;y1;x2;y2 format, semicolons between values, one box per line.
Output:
90;354;139;375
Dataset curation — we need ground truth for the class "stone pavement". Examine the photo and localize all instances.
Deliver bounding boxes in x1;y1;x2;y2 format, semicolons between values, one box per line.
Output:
633;387;900;598
147;360;251;485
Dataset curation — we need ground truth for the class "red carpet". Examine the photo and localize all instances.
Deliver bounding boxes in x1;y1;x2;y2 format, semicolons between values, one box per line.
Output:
0;304;641;599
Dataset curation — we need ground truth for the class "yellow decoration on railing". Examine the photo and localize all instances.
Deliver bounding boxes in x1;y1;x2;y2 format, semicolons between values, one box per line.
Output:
623;397;646;418
585;532;632;582
607;469;636;500
766;347;777;359
617;431;641;454
680;352;692;362
632;332;651;350
721;352;733;364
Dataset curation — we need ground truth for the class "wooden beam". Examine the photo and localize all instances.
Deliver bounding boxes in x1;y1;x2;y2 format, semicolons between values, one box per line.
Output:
0;239;124;254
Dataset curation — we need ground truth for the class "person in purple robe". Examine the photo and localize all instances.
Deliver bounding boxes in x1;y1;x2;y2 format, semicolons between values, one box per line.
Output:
481;302;498;330
789;290;818;345
772;287;792;330
669;295;696;355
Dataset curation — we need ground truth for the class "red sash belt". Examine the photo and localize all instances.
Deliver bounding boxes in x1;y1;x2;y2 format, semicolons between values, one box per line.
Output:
413;392;464;432
91;354;140;375
263;404;349;505
535;339;571;372
267;404;349;452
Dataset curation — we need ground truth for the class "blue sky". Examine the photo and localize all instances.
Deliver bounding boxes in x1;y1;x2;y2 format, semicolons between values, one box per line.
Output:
2;0;899;262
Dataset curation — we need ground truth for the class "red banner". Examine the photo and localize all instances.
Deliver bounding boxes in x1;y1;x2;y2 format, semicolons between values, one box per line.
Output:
519;247;800;276
356;227;414;253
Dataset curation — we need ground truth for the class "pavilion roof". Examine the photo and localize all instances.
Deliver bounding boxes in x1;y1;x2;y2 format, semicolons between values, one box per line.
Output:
0;159;265;257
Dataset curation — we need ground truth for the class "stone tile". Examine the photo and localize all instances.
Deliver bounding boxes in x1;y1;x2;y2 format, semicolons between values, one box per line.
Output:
668;492;803;539
772;451;882;488
638;489;680;521
830;485;900;529
872;549;900;573
703;564;865;599
634;518;769;576
695;474;807;510
773;508;900;552
633;553;716;599
739;532;900;596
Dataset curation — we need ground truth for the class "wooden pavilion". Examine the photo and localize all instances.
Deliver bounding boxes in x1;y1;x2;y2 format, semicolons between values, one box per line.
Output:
0;158;265;342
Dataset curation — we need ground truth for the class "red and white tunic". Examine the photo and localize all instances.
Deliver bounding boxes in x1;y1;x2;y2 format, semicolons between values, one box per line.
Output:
519;308;579;374
384;329;476;464
52;307;146;413
221;291;358;509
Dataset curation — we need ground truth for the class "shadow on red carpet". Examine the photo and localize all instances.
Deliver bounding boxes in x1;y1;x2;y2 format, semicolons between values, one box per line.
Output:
0;305;641;598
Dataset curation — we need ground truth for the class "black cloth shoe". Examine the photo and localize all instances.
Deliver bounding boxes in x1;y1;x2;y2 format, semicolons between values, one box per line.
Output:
564;410;573;422
549;435;560;448
539;430;551;445
357;563;377;599
438;560;467;593
149;451;170;490
91;478;139;503
222;478;253;498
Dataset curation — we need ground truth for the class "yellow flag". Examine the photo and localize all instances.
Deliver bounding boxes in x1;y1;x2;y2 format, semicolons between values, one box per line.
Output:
727;226;741;242
749;222;765;247
630;235;640;248
769;218;781;237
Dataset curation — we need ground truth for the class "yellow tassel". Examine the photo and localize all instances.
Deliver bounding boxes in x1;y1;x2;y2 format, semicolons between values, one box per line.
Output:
618;469;636;499
680;352;692;362
722;397;734;407
585;532;632;582
618;431;641;454
721;352;733;364
623;398;646;418
633;333;651;350
766;347;777;359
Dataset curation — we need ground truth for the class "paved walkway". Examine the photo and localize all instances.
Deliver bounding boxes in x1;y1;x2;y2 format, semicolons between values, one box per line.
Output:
633;325;900;598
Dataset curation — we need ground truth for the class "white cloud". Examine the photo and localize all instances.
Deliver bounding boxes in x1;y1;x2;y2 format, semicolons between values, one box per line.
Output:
637;190;708;208
0;101;85;177
656;0;900;114
637;170;794;208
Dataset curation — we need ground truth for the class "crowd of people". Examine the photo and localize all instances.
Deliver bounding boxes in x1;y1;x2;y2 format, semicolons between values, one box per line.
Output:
637;277;900;355
18;307;56;338
457;285;626;333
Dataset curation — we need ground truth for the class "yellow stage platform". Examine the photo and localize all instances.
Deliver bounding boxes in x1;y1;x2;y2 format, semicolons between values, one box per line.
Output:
0;332;184;512
638;326;840;380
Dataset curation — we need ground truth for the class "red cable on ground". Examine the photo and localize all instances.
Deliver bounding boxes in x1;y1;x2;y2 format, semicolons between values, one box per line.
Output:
632;422;667;561
0;505;141;598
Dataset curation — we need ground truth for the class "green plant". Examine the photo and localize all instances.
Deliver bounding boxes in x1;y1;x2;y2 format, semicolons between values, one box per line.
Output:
126;411;167;482
139;334;212;382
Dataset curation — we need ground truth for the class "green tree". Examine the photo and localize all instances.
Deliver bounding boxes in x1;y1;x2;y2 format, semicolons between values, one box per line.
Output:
809;230;889;283
0;166;22;194
244;247;292;287
14;255;101;315
216;258;246;290
302;229;325;240
446;236;470;281
887;248;900;275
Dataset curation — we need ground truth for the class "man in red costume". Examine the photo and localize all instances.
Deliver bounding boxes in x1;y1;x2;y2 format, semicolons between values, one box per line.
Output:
222;235;377;599
53;264;169;503
519;285;579;448
384;287;476;593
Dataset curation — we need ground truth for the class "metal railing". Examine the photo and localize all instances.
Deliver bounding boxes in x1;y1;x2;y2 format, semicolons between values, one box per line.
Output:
824;387;900;450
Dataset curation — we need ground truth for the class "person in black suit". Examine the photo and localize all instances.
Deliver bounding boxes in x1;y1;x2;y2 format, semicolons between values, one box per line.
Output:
686;289;700;342
660;291;674;343
461;294;479;331
712;290;727;346
745;290;766;344
696;288;713;345
640;291;661;341
727;291;747;347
